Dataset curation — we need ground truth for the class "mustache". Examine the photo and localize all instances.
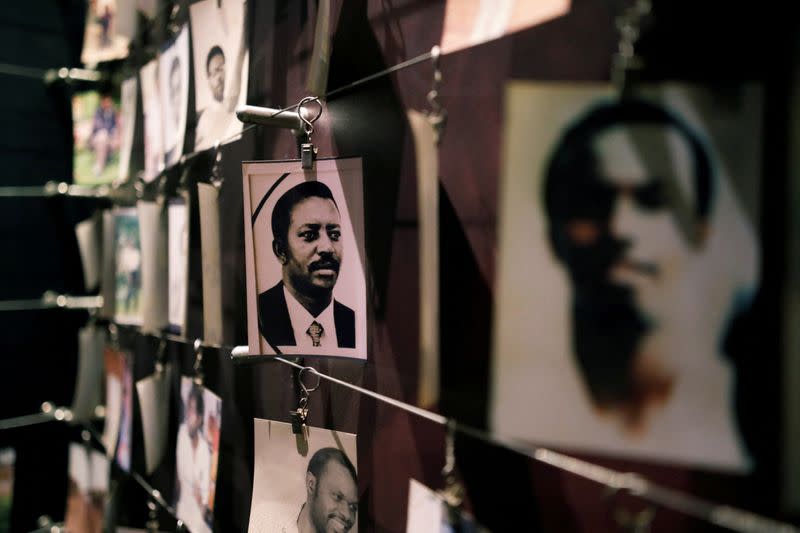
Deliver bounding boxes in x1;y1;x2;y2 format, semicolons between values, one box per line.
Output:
328;513;353;529
309;258;340;272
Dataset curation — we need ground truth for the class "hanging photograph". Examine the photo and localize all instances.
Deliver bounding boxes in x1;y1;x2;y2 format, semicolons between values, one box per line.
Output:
242;158;368;359
75;211;102;292
141;58;164;182
198;182;224;344
190;0;249;151
159;25;190;168
0;448;14;533
80;0;131;65
168;198;189;334
64;443;109;533
406;479;489;533
102;343;133;468
173;376;222;533
73;90;120;185
138;200;168;333
248;419;358;533
70;324;105;423
114;207;142;325
136;363;172;474
117;76;138;185
491;83;763;471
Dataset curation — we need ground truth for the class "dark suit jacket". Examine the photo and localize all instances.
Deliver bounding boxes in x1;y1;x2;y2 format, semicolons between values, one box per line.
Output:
258;281;356;350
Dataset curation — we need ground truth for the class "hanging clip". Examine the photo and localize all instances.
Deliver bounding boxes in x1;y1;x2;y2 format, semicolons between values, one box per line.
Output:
155;335;168;377
109;323;120;351
146;498;159;533
193;339;204;386
167;2;183;35
210;141;224;189
611;0;652;97
297;96;323;169
290;366;321;434
426;46;448;145
438;420;464;510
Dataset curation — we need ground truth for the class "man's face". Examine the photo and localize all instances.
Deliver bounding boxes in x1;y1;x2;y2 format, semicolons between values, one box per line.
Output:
308;462;358;533
207;53;225;103
169;65;181;128
186;396;201;437
101;96;113;110
279;196;343;298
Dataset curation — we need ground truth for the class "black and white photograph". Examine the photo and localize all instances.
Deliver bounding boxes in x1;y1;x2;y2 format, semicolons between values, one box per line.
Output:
174;376;222;533
140;58;164;182
136;363;172;474
248;419;358;533
491;83;762;471
158;25;190;168
168;199;189;334
117;75;137;185
406;479;489;533
190;0;249;151
242;159;368;359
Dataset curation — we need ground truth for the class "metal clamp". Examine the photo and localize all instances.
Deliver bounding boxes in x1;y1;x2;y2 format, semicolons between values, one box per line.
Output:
291;366;321;434
426;45;448;144
193;339;204;386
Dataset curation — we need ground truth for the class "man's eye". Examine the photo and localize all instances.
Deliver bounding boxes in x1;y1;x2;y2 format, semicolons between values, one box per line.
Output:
329;230;341;241
300;231;318;241
634;181;665;210
333;492;343;501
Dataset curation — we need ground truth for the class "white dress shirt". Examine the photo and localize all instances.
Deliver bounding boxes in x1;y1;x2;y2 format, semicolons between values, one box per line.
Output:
282;286;336;350
175;424;212;533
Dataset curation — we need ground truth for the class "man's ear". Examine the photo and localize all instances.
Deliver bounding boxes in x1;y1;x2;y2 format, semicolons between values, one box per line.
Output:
306;472;316;496
273;239;287;264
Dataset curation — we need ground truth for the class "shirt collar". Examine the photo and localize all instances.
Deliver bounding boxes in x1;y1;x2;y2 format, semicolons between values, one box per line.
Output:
282;285;335;348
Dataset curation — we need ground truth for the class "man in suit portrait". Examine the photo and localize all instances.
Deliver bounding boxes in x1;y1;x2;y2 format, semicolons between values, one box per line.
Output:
541;98;756;463
258;181;356;351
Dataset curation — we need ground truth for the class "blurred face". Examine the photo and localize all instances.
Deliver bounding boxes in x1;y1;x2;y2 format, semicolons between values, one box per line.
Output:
101;96;113;110
207;53;225;103
186;395;201;437
278;197;343;299
169;64;181;127
309;462;358;533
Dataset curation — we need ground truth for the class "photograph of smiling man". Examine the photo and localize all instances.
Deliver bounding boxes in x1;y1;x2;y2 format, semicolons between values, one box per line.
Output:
242;159;367;359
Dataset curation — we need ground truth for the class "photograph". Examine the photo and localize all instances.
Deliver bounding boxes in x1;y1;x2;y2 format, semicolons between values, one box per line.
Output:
190;0;249;151
140;58;164;182
173;376;222;533
439;0;570;53
0;448;14;533
168;199;189;334
242;158;368;359
491;82;763;471
114;207;142;325
136;363;172;474
406;479;489;533
102;344;132;464
117;76;137;185
64;443;109;533
158;25;190;168
80;0;130;65
115;355;133;472
73;90;120;186
248;419;358;533
70;324;105;423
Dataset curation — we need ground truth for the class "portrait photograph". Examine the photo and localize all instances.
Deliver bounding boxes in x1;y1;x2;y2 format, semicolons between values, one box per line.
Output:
80;0;130;65
102;344;131;462
190;0;249;151
242;158;368;359
248;419;358;533
168;199;189;334
73;90;120;186
158;25;190;168
406;479;489;533
140;58;164;182
491;82;763;471
114;207;142;325
117;76;137;185
71;325;105;424
173;376;222;533
64;443;109;533
115;355;133;472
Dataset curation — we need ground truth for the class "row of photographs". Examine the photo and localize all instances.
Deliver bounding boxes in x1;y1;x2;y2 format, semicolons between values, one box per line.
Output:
67;334;486;532
74;0;248;186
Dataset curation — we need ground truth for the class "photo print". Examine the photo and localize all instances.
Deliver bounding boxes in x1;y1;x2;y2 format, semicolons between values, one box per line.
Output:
138;201;168;333
491;83;763;471
406;479;489;533
75;211;102;292
248;419;358;533
190;0;249;151
102;344;133;470
168;198;189;334
70;324;105;423
159;25;190;168
140;58;164;182
80;0;131;65
173;376;222;533
198;182;224;344
242;158;367;359
0;448;14;533
73;90;120;185
114;208;142;325
64;443;109;533
117;76;138;185
136;362;173;474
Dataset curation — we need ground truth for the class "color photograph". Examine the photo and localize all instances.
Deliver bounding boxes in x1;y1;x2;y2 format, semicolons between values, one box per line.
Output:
73;90;120;186
114;208;142;325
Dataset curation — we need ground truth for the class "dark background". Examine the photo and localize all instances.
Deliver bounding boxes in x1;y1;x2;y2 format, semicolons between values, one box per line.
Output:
0;1;797;532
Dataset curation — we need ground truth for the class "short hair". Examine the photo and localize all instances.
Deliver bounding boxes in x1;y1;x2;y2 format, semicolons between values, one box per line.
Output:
307;447;357;486
543;98;713;230
206;45;225;73
271;181;339;245
186;384;204;422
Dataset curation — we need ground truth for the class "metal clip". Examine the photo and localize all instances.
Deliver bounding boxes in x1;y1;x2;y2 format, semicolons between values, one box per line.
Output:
290;366;320;434
439;420;464;509
611;0;652;97
297;96;322;169
155;335;168;376
146;498;159;533
210;141;224;189
109;323;120;351
426;46;448;145
193;339;204;386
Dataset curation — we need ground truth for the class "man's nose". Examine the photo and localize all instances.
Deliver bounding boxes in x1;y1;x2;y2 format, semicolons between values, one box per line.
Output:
610;193;646;242
316;232;335;253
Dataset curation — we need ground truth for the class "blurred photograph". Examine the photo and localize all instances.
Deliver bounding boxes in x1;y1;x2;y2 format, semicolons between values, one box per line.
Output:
0;449;14;533
406;479;489;533
190;0;249;150
64;443;109;533
242;159;368;359
248;419;358;533
159;25;190;168
114;208;142;325
115;356;133;471
81;0;130;65
168;199;189;334
140;58;164;182
173;377;222;533
117;76;137;185
491;83;763;471
73;90;120;185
